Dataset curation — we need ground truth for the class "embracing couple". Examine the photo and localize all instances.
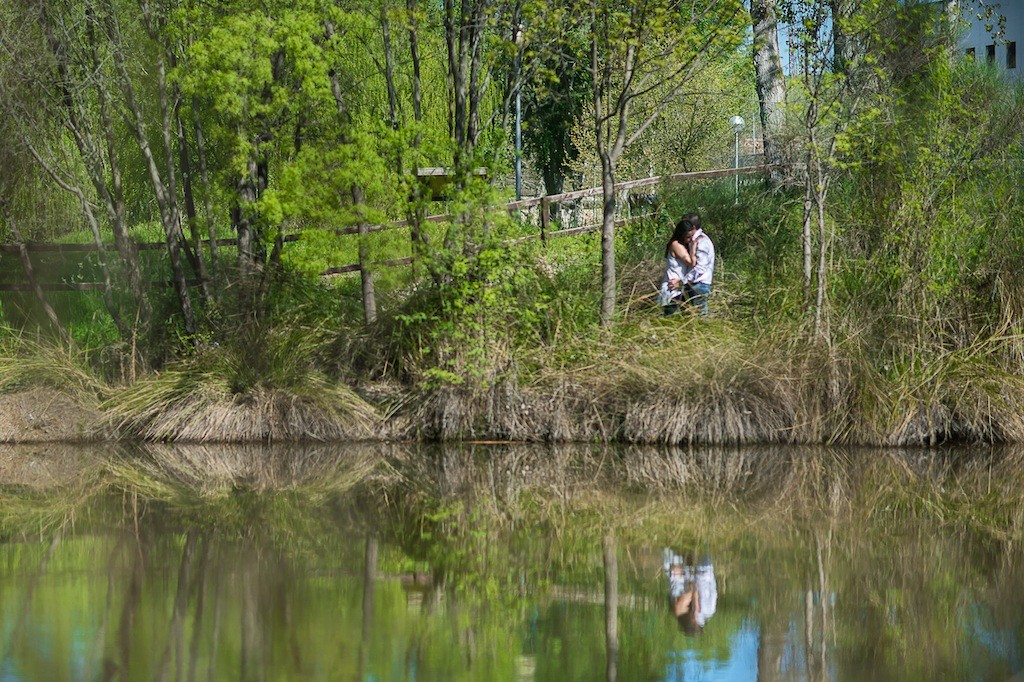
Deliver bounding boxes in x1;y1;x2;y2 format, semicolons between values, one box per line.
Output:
658;212;714;316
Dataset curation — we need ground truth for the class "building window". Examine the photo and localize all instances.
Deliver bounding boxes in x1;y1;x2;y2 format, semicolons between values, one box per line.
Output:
986;44;996;62
966;47;976;59
1009;42;1017;69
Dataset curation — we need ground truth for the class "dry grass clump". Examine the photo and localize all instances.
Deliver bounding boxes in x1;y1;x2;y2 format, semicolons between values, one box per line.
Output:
402;321;808;444
0;387;103;443
405;379;590;441
0;331;100;397
561;321;821;445
400;319;1024;447
105;367;380;442
857;338;1024;446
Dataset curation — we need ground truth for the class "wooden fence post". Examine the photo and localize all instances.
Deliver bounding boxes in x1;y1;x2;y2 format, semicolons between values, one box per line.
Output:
540;198;550;244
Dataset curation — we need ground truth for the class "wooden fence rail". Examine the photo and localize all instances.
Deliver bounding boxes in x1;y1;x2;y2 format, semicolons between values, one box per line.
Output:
0;165;768;292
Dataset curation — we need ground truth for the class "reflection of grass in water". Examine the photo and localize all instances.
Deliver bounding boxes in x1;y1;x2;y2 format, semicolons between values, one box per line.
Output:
107;443;388;498
95;444;393;559
1;444;393;565
381;444;1024;680
0;484;98;537
4;444;1024;679
382;444;1024;557
5;443;1024;546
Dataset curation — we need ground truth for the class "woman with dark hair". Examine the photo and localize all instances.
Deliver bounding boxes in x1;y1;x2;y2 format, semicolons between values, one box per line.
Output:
657;218;698;315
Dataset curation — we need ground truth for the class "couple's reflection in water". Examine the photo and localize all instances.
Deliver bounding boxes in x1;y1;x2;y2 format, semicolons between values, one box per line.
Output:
601;535;719;682
663;548;717;636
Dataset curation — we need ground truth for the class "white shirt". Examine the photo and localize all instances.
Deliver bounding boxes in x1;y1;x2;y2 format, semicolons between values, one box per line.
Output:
660;252;688;301
684;229;714;285
663;552;718;627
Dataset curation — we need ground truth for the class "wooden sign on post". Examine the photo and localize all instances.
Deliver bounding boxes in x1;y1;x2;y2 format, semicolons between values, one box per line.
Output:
416;167;488;201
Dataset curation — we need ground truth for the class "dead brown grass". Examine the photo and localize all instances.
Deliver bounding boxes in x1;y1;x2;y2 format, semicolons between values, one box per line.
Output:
397;321;1024;447
105;372;381;442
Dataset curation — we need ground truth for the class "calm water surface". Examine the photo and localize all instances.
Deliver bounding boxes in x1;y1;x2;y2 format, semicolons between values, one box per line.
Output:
1;443;1023;681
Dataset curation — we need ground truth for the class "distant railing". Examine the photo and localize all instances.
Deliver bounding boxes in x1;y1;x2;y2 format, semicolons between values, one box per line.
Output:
0;165;768;292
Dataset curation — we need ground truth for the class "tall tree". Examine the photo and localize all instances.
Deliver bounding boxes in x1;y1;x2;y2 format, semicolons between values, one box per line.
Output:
107;0;198;335
750;0;786;188
784;0;882;337
3;0;153;342
584;0;746;326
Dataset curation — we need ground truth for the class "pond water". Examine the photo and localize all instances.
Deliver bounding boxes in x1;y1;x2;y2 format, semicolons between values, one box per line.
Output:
1;443;1024;681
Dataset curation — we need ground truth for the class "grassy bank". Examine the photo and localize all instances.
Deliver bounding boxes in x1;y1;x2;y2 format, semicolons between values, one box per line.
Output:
5;324;1024;446
4;207;1024;448
4;59;1024;447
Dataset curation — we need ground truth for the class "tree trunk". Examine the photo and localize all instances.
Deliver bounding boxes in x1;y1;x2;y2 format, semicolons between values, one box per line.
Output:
830;0;857;74
602;534;618;682
943;0;963;53
233;161;262;282
86;6;150;328
325;24;377;325
36;1;134;339
354;185;378;325
173;74;214;306
802;162;814;308
382;7;400;133
192;102;220;290
814;182;829;338
750;0;786;188
108;8;197;335
444;0;490;162
155;55;198;336
599;153;617;327
944;0;961;29
407;0;426;273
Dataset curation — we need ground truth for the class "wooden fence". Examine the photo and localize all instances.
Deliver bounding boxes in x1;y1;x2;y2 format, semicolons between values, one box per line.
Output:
0;165;768;292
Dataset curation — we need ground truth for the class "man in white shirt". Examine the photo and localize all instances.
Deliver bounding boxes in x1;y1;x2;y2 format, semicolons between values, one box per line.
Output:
682;213;714;316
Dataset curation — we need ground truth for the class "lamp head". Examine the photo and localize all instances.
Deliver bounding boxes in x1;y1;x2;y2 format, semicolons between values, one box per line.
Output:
729;115;745;133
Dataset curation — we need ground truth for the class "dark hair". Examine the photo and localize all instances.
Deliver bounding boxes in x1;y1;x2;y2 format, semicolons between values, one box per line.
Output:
667;592;703;635
685;212;701;231
665;218;693;257
677;609;703;636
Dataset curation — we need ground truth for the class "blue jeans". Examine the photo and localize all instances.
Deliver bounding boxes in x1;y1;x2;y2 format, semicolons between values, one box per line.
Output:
684;282;712;316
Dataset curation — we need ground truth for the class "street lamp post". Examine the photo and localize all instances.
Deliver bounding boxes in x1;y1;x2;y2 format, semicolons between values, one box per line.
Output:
515;88;522;200
514;24;525;200
729;115;745;204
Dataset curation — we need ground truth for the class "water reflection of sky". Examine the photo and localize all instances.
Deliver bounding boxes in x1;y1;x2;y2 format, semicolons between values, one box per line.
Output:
970;603;1023;673
662;626;759;682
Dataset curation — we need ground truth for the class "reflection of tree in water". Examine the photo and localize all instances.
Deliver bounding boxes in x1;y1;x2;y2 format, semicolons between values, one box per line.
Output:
3;444;1024;679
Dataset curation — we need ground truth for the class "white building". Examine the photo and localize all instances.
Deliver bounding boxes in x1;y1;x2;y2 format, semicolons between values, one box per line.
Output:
959;3;1023;78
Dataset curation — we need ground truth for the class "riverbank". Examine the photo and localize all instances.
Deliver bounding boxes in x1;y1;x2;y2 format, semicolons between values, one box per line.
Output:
5;317;1024;447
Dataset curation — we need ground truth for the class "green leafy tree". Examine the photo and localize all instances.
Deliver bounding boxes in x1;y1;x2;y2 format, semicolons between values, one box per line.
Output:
577;0;747;326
